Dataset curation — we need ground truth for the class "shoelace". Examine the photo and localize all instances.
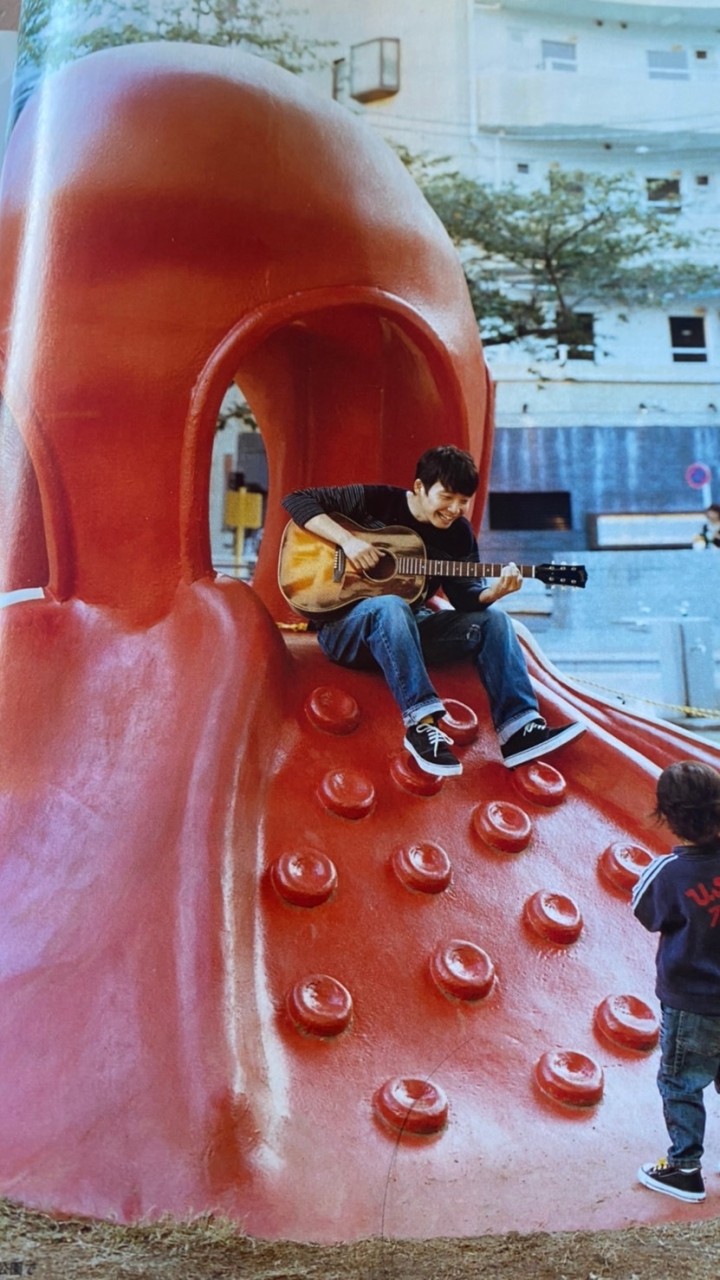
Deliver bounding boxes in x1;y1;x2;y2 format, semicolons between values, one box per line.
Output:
522;718;547;738
415;722;454;757
651;1158;698;1173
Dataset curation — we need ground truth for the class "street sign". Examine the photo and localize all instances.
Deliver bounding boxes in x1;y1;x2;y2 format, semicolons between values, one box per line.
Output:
685;462;712;489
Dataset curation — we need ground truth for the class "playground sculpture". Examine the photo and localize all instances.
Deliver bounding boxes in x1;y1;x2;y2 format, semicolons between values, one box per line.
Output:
0;43;718;1241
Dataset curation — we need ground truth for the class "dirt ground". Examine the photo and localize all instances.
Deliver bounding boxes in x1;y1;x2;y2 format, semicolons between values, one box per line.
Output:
1;1199;720;1280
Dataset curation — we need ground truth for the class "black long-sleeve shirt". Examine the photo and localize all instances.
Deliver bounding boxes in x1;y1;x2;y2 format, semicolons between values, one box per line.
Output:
282;483;488;613
632;841;720;1015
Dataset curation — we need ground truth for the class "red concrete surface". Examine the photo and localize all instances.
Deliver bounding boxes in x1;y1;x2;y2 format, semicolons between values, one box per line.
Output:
0;42;491;615
0;43;719;1242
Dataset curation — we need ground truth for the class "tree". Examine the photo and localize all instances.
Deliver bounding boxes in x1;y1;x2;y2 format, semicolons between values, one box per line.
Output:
17;0;326;77
400;152;720;351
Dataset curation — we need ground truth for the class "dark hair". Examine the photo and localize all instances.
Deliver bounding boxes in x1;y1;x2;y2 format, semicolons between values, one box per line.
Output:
653;761;720;846
415;446;479;497
706;504;720;519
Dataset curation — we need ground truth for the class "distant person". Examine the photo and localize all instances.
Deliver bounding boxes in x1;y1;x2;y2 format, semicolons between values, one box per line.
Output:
282;445;584;776
693;503;720;551
633;760;720;1203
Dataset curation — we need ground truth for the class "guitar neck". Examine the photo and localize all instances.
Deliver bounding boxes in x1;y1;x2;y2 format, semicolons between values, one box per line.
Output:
397;556;537;580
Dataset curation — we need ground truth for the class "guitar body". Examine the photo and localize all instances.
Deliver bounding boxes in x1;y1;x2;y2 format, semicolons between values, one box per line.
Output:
278;516;588;619
278;516;427;618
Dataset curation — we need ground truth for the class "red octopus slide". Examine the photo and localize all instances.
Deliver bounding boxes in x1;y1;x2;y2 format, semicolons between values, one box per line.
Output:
0;43;718;1240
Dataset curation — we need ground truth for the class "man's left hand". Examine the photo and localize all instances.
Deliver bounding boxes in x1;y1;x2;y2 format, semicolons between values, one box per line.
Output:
482;563;523;603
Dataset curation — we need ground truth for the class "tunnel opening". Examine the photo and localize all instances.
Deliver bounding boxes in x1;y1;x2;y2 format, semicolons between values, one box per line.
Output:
210;385;267;582
195;296;473;615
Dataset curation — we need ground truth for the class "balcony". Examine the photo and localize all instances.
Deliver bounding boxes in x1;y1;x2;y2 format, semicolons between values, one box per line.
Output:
495;0;720;26
476;71;720;144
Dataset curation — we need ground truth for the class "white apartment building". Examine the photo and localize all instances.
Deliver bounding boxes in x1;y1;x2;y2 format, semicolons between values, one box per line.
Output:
0;2;715;554
296;1;719;551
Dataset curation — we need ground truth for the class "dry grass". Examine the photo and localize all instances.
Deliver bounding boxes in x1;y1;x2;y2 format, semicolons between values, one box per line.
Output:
2;1198;720;1280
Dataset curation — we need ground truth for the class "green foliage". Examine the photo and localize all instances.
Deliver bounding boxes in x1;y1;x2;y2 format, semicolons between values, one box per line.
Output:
18;0;326;75
398;150;720;348
216;386;257;432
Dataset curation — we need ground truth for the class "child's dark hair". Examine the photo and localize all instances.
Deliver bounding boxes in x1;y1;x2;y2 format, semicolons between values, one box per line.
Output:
415;446;479;497
653;761;720;846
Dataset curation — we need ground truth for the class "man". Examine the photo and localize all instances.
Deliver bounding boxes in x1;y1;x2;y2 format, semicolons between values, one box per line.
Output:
282;445;584;777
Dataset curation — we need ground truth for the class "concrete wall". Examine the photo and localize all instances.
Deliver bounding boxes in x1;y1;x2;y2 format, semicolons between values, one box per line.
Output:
480;423;718;556
504;547;720;722
517;546;720;654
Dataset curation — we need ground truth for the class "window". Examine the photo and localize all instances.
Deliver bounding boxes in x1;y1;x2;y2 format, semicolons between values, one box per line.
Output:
549;170;584;198
696;174;710;187
669;316;707;363
647;50;689;80
646;176;681;214
349;38;400;102
516;162;530;175
557;312;594;361
541;39;577;71
489;492;573;532
332;58;348;102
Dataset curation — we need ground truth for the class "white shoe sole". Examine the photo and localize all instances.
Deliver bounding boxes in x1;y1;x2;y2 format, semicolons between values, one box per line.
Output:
403;738;463;777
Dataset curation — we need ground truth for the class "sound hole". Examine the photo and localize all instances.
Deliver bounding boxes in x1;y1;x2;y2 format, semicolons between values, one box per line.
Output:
362;552;397;584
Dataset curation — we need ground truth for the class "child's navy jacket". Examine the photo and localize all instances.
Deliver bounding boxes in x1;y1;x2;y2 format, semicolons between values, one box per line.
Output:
632;842;720;1015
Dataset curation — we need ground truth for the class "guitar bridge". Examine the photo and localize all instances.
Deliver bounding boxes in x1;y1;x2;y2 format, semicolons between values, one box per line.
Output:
332;546;346;583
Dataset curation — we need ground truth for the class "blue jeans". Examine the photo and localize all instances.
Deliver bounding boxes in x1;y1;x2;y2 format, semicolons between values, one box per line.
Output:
657;1003;720;1169
316;597;539;741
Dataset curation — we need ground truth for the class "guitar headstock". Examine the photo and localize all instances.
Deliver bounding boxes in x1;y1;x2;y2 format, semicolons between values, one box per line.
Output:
535;563;588;589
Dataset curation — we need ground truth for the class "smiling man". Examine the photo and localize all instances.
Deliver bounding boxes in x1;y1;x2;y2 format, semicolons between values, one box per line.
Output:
282;445;583;776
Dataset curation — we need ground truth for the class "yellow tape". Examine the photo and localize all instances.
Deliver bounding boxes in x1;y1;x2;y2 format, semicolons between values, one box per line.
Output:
571;676;718;719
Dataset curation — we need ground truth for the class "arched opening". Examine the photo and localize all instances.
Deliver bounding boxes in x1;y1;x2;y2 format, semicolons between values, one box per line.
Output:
189;290;475;619
210;386;267;582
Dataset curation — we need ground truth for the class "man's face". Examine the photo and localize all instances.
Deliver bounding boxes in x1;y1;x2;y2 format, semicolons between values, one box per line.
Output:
413;480;472;528
707;509;720;529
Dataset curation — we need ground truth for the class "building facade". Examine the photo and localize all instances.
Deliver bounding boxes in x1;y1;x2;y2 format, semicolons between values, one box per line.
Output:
0;0;19;146
297;0;720;554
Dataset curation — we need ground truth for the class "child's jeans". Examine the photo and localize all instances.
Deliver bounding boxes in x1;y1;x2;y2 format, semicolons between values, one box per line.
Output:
658;1003;720;1168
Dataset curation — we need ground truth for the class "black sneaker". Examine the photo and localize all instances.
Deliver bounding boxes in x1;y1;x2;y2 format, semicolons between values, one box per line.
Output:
404;721;463;777
501;718;585;769
637;1158;705;1203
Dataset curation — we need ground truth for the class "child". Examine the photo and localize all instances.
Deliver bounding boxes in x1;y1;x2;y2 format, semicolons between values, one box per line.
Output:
632;760;720;1203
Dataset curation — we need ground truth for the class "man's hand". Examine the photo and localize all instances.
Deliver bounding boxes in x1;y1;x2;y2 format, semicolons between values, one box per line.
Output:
341;535;382;572
480;562;523;604
303;514;381;572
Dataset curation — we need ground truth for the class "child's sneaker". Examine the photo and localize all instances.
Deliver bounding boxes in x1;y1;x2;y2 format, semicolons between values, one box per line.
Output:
637;1158;705;1202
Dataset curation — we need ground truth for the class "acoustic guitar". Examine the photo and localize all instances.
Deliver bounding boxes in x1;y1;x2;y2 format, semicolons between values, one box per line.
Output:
278;515;588;619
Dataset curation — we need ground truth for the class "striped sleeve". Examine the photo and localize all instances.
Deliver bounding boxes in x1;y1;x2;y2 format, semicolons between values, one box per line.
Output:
282;484;367;528
631;852;677;927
